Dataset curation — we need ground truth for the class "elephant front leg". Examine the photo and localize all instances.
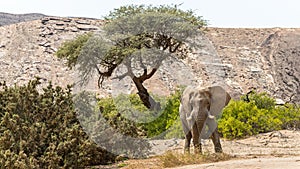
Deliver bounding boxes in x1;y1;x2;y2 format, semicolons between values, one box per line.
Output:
211;129;223;153
184;131;192;153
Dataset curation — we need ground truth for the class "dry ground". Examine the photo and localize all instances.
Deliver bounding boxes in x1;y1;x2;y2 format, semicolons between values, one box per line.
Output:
97;130;300;169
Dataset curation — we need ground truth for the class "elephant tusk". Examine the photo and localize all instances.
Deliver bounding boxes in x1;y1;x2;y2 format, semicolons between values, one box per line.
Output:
208;112;215;119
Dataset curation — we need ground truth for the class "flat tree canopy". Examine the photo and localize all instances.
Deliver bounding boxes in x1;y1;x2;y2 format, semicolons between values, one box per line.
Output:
56;4;207;110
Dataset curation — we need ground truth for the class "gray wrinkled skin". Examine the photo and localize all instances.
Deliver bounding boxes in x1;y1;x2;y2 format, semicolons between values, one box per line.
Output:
179;85;231;153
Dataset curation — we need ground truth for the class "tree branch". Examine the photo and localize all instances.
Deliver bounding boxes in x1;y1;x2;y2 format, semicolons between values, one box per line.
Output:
111;72;129;80
97;63;118;88
139;55;146;70
94;64;101;75
169;41;182;53
98;76;105;88
139;68;157;82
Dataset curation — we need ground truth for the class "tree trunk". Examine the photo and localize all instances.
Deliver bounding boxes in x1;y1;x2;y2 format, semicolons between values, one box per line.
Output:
132;76;161;111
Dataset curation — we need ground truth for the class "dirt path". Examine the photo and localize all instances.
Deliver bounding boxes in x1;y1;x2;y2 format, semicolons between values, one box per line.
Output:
172;156;300;169
120;130;300;169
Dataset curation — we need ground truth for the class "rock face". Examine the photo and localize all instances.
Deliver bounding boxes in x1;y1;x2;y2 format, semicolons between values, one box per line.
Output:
0;15;299;103
0;12;46;26
206;28;300;102
0;16;103;89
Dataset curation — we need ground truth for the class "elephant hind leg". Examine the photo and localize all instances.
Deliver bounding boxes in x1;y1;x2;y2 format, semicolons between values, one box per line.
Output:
184;131;192;153
211;129;222;153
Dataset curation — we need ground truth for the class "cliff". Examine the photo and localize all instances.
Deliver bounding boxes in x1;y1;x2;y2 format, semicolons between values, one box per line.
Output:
0;16;299;103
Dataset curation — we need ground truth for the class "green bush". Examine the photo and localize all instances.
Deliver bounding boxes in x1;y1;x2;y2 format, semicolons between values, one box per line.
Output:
98;95;146;137
218;91;300;139
98;89;299;141
241;91;276;110
97;88;184;139
0;78;115;168
143;88;183;138
218;100;282;139
164;117;184;139
276;103;300;130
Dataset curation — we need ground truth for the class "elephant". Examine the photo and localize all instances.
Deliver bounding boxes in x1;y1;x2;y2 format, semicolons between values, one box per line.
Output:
179;85;231;154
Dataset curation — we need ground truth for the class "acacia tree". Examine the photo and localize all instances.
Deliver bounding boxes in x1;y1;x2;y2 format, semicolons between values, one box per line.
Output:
56;5;207;110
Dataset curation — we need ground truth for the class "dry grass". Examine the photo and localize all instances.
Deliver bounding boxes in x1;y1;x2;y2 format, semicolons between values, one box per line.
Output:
159;151;233;168
119;152;233;169
122;157;163;169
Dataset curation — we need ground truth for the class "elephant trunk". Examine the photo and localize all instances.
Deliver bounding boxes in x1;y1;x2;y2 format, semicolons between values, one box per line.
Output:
196;111;208;139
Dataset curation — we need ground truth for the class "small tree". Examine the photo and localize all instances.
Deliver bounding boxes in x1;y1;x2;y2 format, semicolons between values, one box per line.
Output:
57;4;207;110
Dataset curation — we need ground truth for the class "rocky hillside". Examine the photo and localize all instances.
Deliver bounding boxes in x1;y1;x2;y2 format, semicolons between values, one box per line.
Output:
205;28;300;102
0;16;299;103
0;12;46;26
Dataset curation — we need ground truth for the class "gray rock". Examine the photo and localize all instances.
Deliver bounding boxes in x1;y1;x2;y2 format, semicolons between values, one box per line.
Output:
0;51;5;58
0;12;46;26
76;24;99;31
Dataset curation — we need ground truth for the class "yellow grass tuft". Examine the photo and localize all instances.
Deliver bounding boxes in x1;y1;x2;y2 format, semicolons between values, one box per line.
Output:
159;151;233;168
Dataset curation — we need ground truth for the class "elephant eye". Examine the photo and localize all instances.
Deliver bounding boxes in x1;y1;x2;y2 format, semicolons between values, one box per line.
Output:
203;99;210;107
199;98;209;105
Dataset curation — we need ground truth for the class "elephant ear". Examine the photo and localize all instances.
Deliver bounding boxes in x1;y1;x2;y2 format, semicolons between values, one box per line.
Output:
208;86;231;116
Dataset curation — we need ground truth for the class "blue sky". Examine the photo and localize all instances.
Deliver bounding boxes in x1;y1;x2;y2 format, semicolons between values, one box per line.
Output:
1;0;299;28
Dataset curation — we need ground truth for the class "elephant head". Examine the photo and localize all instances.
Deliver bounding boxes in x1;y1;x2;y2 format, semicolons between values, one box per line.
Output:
179;85;231;153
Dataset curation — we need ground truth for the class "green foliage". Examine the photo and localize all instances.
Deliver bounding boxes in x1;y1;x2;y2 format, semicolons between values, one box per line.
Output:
97;88;184;139
218;100;282;139
218;91;300;139
98;95;146;137
241;91;276;109
143;89;182;138
0;78;115;168
104;4;207;28
56;4;207;70
97;89;299;141
164;117;184;139
56;4;207;95
275;103;300;130
56;32;93;68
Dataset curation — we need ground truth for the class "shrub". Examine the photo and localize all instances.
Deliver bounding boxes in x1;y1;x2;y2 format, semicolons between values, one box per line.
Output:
275;103;300;130
97;89;299;141
97;88;184;139
0;78;115;168
241;91;276;110
218;100;282;139
143;88;182;138
219;91;300;139
164;117;184;139
97;94;147;138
